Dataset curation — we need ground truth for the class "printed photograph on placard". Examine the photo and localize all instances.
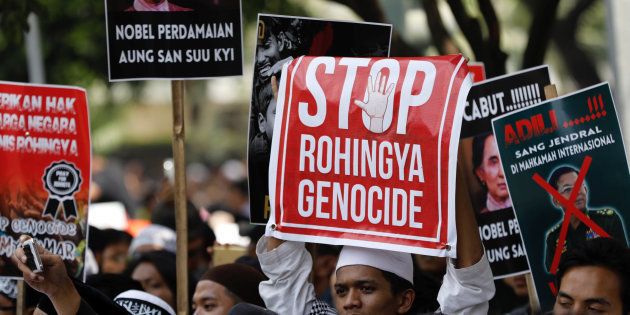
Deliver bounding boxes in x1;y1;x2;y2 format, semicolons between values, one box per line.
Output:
492;82;630;310
107;0;241;11
247;14;392;224
459;66;550;279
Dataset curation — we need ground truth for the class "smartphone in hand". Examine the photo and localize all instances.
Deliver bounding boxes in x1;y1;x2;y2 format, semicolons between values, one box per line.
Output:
21;238;44;273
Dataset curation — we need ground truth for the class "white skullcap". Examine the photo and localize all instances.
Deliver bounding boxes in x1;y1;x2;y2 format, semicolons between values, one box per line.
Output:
128;224;177;256
115;290;176;315
335;246;414;284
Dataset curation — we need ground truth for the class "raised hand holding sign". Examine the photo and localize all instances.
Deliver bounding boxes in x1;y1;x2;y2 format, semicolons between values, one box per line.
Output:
268;55;472;257
354;72;395;133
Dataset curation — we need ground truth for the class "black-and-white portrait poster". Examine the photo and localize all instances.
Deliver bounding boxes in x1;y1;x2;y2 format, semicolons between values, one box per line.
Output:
248;14;391;224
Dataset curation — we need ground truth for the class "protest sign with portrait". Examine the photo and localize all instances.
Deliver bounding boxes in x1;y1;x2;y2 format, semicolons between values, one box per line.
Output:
459;65;550;278
492;82;630;309
248;14;391;224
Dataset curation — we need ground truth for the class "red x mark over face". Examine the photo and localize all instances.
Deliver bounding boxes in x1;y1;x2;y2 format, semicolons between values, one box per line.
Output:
531;155;610;295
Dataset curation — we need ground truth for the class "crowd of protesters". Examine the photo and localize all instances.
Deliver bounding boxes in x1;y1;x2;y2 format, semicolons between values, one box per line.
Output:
3;157;629;315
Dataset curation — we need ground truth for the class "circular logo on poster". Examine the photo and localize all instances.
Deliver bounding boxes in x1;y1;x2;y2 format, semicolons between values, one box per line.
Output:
43;161;81;199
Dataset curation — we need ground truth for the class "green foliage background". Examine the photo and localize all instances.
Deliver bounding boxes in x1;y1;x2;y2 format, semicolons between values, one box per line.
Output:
0;0;609;166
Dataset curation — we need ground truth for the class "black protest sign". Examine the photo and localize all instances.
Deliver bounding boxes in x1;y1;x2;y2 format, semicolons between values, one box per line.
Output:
459;65;550;278
461;65;550;138
492;83;630;310
105;0;243;81
247;14;391;225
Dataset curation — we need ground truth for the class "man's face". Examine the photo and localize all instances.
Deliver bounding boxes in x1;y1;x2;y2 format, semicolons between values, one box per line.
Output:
553;265;623;314
475;135;509;202
256;34;281;79
192;280;237;315
554;171;588;212
334;265;412;315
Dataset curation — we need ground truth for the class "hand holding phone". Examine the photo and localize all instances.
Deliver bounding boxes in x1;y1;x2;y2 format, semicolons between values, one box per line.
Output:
12;235;81;314
21;238;44;273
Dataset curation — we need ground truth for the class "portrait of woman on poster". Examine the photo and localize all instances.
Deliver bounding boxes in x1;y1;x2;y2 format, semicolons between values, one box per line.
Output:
472;132;512;214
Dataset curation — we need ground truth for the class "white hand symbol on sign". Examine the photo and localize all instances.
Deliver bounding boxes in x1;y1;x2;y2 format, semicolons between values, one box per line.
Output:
354;71;394;133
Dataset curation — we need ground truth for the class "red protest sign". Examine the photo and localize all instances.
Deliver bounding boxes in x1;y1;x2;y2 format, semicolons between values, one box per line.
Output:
0;81;90;277
468;62;486;83
268;55;472;257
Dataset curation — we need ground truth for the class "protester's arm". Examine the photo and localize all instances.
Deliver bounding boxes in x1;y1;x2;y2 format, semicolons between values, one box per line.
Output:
266;236;285;251
257;236;317;315
12;235;82;315
36;297;99;315
437;256;495;314
454;166;484;268
257;73;322;314
436;167;495;314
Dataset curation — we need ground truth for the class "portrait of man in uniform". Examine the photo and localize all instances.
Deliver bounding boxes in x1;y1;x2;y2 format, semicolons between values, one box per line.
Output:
544;165;628;272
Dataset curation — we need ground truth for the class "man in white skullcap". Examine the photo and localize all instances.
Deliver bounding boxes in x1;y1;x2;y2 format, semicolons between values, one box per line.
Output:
333;246;416;314
256;179;495;315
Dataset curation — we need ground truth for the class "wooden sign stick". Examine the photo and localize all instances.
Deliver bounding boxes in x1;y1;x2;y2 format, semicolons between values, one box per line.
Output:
172;80;188;315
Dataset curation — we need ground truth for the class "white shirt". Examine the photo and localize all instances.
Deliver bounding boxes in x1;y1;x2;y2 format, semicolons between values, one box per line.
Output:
257;237;495;314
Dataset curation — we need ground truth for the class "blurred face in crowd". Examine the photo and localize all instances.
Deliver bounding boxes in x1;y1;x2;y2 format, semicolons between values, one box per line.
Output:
101;241;130;274
553;265;623;314
188;237;212;277
553;171;588;213
131;262;175;309
475;135;509;202
503;275;528;297
334;265;413;315
192;280;237;315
